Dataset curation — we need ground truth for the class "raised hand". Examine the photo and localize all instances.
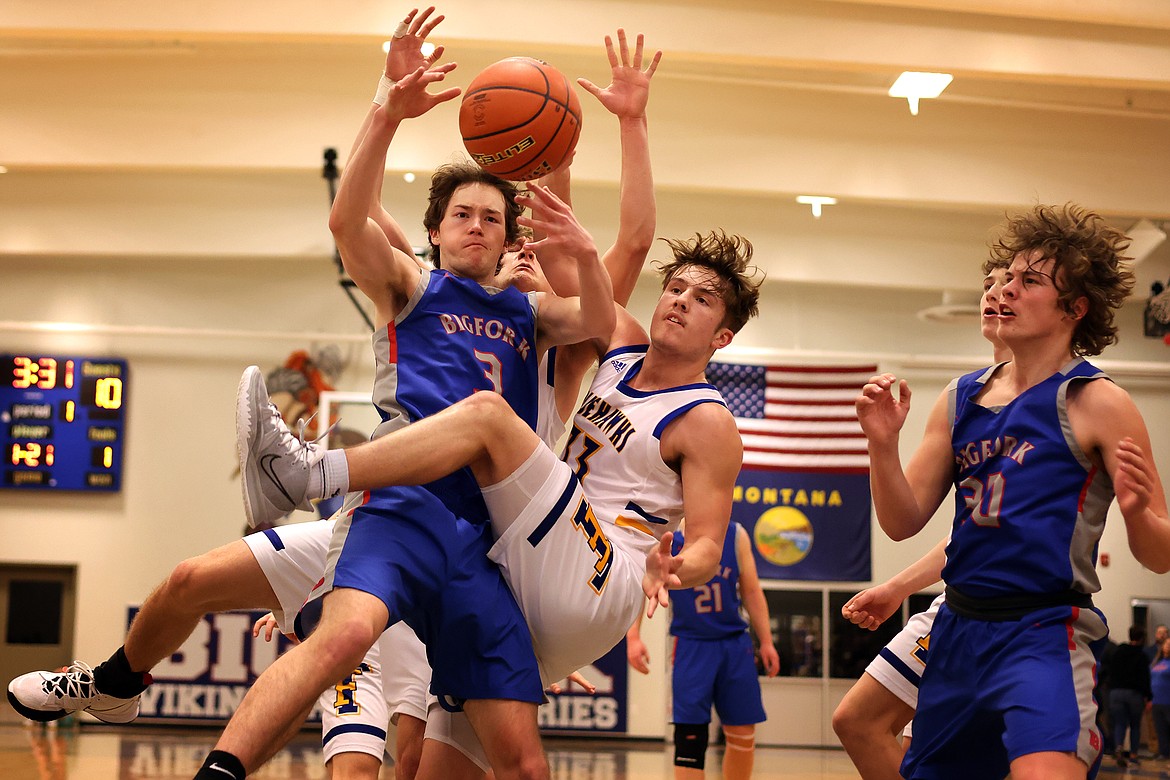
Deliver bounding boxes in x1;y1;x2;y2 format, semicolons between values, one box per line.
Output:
382;62;461;122
577;29;662;120
856;373;911;446
516;184;597;263
385;6;447;81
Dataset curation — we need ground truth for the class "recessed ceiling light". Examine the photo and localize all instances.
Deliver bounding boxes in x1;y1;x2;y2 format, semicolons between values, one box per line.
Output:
888;71;953;116
796;195;837;219
403;172;416;183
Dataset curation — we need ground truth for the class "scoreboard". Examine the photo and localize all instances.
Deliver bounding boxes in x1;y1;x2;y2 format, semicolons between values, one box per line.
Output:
1;354;128;491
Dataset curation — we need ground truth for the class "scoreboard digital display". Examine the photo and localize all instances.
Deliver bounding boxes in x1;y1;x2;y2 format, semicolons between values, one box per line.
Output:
1;354;128;491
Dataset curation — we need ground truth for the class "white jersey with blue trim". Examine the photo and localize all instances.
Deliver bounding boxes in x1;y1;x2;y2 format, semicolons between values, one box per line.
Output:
564;345;728;557
535;347;565;448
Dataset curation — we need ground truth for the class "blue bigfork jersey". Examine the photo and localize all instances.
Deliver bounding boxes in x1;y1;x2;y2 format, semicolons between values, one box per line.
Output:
670;522;749;639
369;269;539;522
942;358;1114;599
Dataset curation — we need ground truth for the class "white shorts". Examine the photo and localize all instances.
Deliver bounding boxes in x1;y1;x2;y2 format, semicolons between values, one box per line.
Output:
246;518;431;764
317;622;431;764
424;695;490;772
483;444;645;686
243;519;333;635
865;593;943;719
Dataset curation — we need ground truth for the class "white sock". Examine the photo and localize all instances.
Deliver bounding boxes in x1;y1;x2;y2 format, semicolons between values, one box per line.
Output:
308;449;350;501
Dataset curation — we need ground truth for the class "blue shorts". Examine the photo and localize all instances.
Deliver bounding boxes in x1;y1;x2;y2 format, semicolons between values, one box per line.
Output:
902;603;1107;780
330;484;542;705
671;632;766;726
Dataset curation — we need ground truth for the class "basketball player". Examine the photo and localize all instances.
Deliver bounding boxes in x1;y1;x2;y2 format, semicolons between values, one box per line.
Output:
832;263;1010;780
9;12;661;780
626;520;780;780
184;7;683;777
239;229;763;774
857;204;1170;779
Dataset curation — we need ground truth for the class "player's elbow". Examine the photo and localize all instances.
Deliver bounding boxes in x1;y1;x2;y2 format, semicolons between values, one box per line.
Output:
328;205;364;243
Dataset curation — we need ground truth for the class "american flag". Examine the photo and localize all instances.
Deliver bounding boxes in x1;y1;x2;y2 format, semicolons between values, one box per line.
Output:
705;362;878;473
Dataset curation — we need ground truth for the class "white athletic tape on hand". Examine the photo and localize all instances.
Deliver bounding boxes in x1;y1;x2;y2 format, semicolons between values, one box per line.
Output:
373;74;396;105
392;21;409;38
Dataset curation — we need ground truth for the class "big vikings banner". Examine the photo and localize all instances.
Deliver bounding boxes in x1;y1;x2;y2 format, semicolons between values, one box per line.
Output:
706;362;875;581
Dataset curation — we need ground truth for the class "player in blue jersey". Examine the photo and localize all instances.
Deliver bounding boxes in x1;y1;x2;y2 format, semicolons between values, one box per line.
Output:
626;520;779;780
856;203;1170;780
241;229;762;778
833;263;1010;780
190;12;617;780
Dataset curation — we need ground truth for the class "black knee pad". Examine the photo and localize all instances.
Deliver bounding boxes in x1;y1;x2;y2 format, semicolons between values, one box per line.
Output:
673;722;709;769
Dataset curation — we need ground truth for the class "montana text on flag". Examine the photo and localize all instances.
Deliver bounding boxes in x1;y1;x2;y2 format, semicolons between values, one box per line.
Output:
706;362;876;580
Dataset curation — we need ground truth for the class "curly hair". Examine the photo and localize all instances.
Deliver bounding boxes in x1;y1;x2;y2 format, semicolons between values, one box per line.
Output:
989;203;1135;356
655;230;764;333
422;162;524;268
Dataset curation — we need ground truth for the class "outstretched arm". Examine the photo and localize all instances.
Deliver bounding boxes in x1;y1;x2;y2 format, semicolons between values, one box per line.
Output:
735;524;780;676
540;29;661;304
328;60;461;324
359;6;447;259
842;535;948;630
857;374;954;541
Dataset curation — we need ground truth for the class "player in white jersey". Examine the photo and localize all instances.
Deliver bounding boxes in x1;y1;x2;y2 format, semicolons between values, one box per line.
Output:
245;230;764;775
832;263;1012;780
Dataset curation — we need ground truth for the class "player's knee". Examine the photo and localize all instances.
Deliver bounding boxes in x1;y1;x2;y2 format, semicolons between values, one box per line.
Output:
673;723;708;770
309;618;378;673
463;390;513;432
160;556;217;609
831;698;865;743
723;725;755;754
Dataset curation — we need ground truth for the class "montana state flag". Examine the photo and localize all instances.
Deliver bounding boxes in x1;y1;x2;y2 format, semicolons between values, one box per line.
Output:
706;362;875;581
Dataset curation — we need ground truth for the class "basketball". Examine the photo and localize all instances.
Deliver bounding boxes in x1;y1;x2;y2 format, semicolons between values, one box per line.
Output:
459;57;583;182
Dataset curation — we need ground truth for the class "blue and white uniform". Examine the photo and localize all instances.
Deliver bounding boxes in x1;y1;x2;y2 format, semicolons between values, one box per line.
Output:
903;359;1111;779
244;348;564;767
324;268;544;707
669;522;766;727
485;345;729;686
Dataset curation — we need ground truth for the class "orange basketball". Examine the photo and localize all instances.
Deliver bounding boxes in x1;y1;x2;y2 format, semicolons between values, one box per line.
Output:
459;57;583;182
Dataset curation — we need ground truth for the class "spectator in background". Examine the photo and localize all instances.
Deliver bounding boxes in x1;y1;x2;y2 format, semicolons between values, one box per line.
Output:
1150;635;1170;761
1110;624;1152;767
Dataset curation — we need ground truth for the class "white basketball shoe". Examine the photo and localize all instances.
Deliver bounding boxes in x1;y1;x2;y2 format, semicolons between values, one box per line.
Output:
7;661;140;724
236;365;325;528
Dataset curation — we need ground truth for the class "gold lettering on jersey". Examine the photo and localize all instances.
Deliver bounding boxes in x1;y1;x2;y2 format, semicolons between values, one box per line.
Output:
733;485;843;508
437;313;531;360
576;392;635;450
955;436;1034;470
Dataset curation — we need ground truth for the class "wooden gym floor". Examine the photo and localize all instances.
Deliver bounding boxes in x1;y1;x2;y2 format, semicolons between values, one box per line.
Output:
1;722;1161;779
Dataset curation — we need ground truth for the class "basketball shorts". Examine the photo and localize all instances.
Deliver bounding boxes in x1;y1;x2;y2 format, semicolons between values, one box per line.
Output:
317;621;431;764
483;443;645;686
326;484;543;705
866;593;943;712
671;631;766;726
424;694;491;773
243;518;334;635
901;603;1106;779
